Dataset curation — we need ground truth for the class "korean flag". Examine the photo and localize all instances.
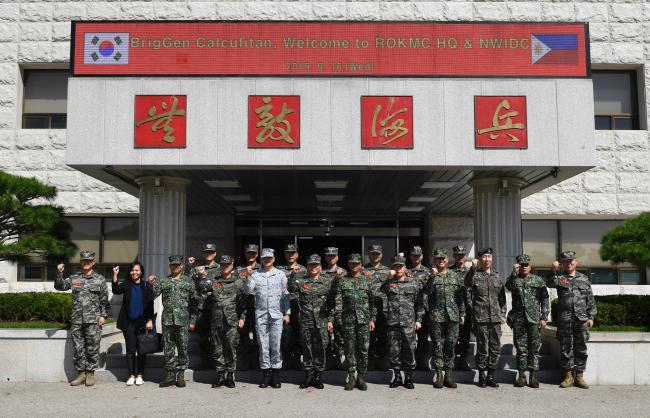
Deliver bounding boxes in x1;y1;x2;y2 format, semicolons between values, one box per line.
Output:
84;33;129;65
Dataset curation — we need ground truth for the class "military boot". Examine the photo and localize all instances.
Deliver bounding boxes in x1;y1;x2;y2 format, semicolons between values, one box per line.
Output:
403;370;415;389
159;371;176;388
389;369;402;388
212;371;225;388
574;371;589;389
477;369;487;388
528;370;539;389
312;371;324;389
444;368;457;389
85;371;95;387
559;370;574;388
175;370;186;388
224;372;236;388
259;369;272;388
356;373;368;391
69;372;86;386
300;370;314;389
344;372;356;391
486;369;499;388
433;369;444;389
271;369;281;389
514;370;527;387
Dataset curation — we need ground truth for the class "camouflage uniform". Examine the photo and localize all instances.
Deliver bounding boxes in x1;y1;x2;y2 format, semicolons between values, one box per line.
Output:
289;255;335;373
365;245;392;366
277;249;306;368
198;256;247;375
234;253;261;369
54;252;110;373
450;245;473;367
505;255;550;373
152;260;199;374
546;253;596;373
408;246;432;370
188;245;221;358
322;248;347;362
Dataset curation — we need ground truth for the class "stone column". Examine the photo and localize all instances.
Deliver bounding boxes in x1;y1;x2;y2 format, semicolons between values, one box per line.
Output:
136;176;190;329
469;177;526;280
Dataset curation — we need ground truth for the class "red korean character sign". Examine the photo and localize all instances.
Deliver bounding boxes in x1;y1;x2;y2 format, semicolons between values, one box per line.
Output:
361;96;413;149
134;95;187;148
475;96;528;148
248;95;300;148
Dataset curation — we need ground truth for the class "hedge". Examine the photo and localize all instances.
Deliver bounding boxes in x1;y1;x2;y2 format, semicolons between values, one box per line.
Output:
551;295;650;327
0;292;72;324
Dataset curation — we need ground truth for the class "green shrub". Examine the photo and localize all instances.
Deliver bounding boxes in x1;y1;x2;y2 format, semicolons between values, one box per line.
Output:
0;292;72;324
551;295;650;327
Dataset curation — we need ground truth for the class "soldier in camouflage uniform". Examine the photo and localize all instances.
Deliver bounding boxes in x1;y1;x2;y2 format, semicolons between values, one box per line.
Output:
289;254;336;389
54;251;110;387
408;246;432;370
506;254;550;388
322;247;347;368
329;253;377;391
277;243;306;369
424;248;466;389
364;244;392;368
188;244;220;360
198;254;247;388
451;245;473;371
234;244;261;370
465;247;506;388
379;255;424;389
547;251;596;389
150;255;199;388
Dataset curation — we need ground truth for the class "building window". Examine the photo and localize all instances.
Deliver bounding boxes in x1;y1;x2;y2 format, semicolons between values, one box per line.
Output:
592;70;639;130
22;69;68;129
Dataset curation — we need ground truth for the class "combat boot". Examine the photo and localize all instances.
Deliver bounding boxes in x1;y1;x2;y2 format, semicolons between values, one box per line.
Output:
433;369;444;389
224;372;236;388
344;372;356;391
175;370;186;388
300;370;313;389
312;371;324;389
85;371;95;387
528;370;539;389
574;371;589;389
259;369;272;388
514;370;527;387
356;373;368;391
559;370;574;388
69;372;86;386
212;371;225;388
444;368;457;388
403;370;415;389
271;369;281;389
159;371;176;388
486;368;499;388
389;369;402;388
477;369;487;388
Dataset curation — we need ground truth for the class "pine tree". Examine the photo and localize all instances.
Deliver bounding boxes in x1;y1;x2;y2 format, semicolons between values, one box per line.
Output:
0;170;76;263
600;212;650;267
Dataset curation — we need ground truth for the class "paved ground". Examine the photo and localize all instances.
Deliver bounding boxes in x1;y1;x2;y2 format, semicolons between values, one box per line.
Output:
2;380;649;417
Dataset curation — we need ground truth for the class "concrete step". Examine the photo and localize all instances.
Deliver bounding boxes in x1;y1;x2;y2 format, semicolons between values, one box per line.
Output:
95;369;564;385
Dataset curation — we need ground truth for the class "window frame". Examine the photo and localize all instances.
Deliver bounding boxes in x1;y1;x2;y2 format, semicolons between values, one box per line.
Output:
592;69;640;131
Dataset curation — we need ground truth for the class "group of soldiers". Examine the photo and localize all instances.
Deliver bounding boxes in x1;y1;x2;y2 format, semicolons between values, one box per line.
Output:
54;243;596;391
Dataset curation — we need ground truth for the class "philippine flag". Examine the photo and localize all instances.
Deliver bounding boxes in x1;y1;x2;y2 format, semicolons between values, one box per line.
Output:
531;34;578;65
83;33;129;65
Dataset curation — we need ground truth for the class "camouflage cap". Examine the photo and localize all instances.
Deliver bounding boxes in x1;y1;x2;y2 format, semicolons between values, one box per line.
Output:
410;246;423;256
368;244;383;253
79;250;95;261
452;245;467;255
218;254;234;264
560;251;576;261
516;254;531;264
202;243;217;252
348;253;362;263
284;243;298;252
433;247;448;258
245;244;259;253
168;255;184;265
391;255;407;266
306;254;322;265
477;247;493;257
324;247;338;256
261;248;275;258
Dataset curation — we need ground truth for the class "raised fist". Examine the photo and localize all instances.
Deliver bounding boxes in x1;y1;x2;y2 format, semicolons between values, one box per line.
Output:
513;263;520;273
471;259;479;269
197;266;206;277
188;256;196;265
113;266;120;275
147;275;157;284
57;264;65;273
431;268;439;276
552;261;560;271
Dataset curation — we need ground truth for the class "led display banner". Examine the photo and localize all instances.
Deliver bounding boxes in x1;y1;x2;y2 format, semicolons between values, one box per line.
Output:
72;21;589;77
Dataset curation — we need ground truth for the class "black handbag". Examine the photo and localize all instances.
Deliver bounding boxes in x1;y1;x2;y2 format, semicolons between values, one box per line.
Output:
137;322;162;354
